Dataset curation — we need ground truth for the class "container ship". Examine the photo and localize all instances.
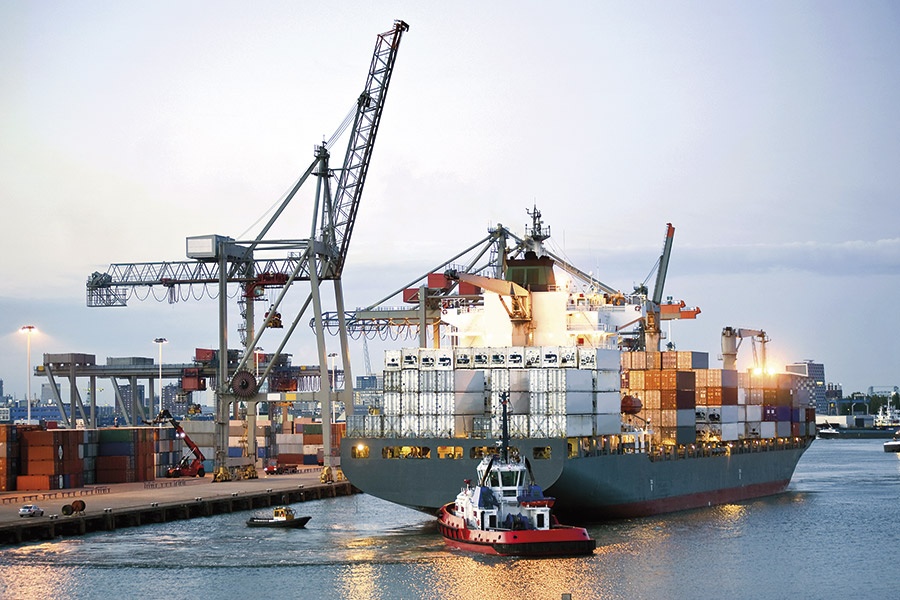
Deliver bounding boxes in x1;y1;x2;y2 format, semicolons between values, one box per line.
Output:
341;211;815;520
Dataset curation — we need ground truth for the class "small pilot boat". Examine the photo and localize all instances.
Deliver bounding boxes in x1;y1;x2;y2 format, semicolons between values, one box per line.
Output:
246;506;311;528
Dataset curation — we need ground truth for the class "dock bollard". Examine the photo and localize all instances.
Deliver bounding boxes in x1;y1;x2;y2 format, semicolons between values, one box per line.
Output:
195;497;202;502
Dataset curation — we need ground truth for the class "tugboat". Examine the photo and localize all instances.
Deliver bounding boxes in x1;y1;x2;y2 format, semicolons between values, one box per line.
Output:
246;506;311;528
436;396;595;556
884;430;900;453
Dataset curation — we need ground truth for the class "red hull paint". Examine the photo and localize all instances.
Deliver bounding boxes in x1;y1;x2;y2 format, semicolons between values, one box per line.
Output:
437;504;595;556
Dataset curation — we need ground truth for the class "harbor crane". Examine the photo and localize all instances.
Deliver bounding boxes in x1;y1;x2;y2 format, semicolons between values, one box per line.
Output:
721;327;770;371
84;20;410;479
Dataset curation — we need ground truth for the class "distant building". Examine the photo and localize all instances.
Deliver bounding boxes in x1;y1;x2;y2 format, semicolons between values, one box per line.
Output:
785;361;826;413
41;383;62;402
824;383;843;416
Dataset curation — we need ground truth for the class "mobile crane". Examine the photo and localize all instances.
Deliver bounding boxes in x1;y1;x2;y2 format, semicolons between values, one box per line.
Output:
145;409;206;478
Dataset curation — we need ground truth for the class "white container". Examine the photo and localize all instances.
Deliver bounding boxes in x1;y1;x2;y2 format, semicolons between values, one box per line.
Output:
695;405;709;423
385;350;401;371
401;348;419;369
559;346;577;368
743;421;761;439
437;371;454;393
419;370;437;392
510;370;529;392
472;347;490;368
745;405;762;422
721;423;740;441
418;349;436;370
382;391;401;415
489;347;508;368
594;413;621;435
760;421;776;439
419;392;438;415
565;369;593;392
594;370;621;392
454;392;485;415
435;348;453;370
541;346;560;368
565;391;593;415
454;347;473;369
490;369;510;391
548;391;567;415
509;414;529;438
529;414;549;438
594;348;621;370
595;391;621;414
577;347;597;370
401;392;419;414
720;405;739;424
436;392;455;415
529;369;549;393
507;347;525;368
383;370;401;392
530;392;549;415
524;347;542;368
547;415;566;437
454;370;485;394
566;415;593;437
707;407;722;423
401;370;419;392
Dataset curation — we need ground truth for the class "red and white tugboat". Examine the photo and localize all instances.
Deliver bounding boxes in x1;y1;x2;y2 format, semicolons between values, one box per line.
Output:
437;398;595;556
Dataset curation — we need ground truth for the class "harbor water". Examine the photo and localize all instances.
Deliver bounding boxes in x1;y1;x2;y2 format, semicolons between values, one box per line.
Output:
1;438;897;600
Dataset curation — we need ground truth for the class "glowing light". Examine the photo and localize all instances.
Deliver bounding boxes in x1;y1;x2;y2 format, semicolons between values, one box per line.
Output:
752;367;763;375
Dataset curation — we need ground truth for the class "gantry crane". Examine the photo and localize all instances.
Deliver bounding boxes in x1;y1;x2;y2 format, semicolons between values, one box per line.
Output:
84;20;410;478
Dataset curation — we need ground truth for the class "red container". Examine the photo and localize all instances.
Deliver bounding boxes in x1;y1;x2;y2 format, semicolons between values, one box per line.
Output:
427;272;450;289
457;281;480;296
195;348;215;362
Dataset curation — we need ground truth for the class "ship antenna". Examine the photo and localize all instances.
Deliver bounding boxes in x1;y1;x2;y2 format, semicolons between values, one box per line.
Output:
501;391;509;464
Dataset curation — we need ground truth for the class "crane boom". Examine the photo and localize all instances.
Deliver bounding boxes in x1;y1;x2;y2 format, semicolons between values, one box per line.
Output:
652;223;675;305
328;20;409;277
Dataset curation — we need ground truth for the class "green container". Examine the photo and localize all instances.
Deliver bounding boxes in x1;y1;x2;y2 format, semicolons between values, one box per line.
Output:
99;427;138;443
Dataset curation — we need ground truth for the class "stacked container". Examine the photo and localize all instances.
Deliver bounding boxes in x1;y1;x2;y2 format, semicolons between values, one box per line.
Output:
623;350;816;446
0;424;19;492
17;429;84;490
96;427;154;484
376;346;623;439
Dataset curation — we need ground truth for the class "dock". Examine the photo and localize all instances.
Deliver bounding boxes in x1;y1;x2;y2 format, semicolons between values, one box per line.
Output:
0;469;357;546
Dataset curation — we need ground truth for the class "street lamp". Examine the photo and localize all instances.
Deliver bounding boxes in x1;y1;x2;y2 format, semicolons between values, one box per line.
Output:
328;353;338;427
154;337;168;416
19;325;38;423
255;347;265;379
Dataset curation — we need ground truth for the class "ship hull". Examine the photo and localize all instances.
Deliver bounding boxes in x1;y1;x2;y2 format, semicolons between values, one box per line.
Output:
341;436;812;520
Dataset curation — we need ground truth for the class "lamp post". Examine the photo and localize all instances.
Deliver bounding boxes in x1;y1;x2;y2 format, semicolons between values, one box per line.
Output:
255;347;264;379
328;352;338;427
19;325;37;423
153;337;168;416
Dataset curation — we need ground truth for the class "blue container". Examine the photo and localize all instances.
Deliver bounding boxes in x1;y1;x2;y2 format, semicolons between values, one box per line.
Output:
302;454;318;465
99;441;134;457
257;447;268;459
228;447;243;458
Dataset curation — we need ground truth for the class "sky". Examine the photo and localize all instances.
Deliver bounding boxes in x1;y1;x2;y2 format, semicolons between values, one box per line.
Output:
1;1;898;405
